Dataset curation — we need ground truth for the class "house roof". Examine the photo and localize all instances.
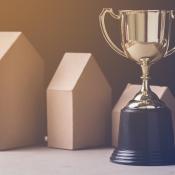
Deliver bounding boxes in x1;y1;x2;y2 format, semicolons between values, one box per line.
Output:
0;32;21;60
48;53;92;91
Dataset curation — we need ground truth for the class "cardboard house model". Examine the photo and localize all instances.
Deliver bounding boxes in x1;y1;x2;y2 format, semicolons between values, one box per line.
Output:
47;53;112;150
0;32;44;150
112;84;175;147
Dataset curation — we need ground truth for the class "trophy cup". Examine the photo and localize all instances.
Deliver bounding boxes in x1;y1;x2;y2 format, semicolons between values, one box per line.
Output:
99;9;175;165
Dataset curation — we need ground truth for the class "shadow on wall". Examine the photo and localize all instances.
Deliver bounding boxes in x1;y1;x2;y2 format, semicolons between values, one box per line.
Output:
0;0;174;104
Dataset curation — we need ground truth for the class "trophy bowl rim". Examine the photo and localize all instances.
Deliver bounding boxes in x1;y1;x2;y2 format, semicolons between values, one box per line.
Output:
119;10;173;14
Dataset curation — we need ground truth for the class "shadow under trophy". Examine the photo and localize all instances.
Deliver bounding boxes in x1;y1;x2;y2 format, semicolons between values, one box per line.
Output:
99;9;175;165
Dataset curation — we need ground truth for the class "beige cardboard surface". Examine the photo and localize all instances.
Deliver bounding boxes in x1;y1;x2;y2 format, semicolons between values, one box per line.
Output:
49;53;91;91
0;32;44;150
47;91;73;149
47;53;112;149
112;84;175;147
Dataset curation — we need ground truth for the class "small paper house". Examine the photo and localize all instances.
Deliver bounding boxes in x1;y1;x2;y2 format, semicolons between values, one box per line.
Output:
47;53;112;150
0;32;44;150
112;84;175;147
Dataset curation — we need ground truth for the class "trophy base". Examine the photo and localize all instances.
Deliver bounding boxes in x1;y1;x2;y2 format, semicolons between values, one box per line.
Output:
110;148;175;166
111;106;175;166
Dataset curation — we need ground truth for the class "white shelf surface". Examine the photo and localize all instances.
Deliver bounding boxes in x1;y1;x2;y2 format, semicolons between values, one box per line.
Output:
0;146;174;175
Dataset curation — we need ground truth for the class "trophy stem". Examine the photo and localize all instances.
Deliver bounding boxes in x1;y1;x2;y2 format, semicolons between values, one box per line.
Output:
140;58;151;95
126;58;164;109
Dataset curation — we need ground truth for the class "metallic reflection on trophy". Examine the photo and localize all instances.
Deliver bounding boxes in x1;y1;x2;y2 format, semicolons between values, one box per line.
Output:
99;10;175;165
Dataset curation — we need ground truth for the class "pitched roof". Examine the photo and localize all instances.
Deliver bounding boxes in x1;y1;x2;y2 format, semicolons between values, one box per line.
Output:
48;53;92;91
0;32;21;60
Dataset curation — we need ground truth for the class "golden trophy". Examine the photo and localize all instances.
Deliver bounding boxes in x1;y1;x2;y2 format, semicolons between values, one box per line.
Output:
99;9;175;165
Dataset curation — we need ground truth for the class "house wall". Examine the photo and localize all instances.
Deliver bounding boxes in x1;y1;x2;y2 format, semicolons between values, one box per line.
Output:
73;56;112;148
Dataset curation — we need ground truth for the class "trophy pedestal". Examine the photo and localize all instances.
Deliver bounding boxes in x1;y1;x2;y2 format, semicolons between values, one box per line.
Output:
111;107;175;166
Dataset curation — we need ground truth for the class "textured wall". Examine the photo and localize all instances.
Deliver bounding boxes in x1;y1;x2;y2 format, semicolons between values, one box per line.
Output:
0;0;175;104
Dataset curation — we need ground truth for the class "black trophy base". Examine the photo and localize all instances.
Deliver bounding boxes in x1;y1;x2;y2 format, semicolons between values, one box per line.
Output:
111;106;175;166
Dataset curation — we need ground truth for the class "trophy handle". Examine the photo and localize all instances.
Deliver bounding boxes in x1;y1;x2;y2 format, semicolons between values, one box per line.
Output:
165;10;175;57
99;8;126;57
